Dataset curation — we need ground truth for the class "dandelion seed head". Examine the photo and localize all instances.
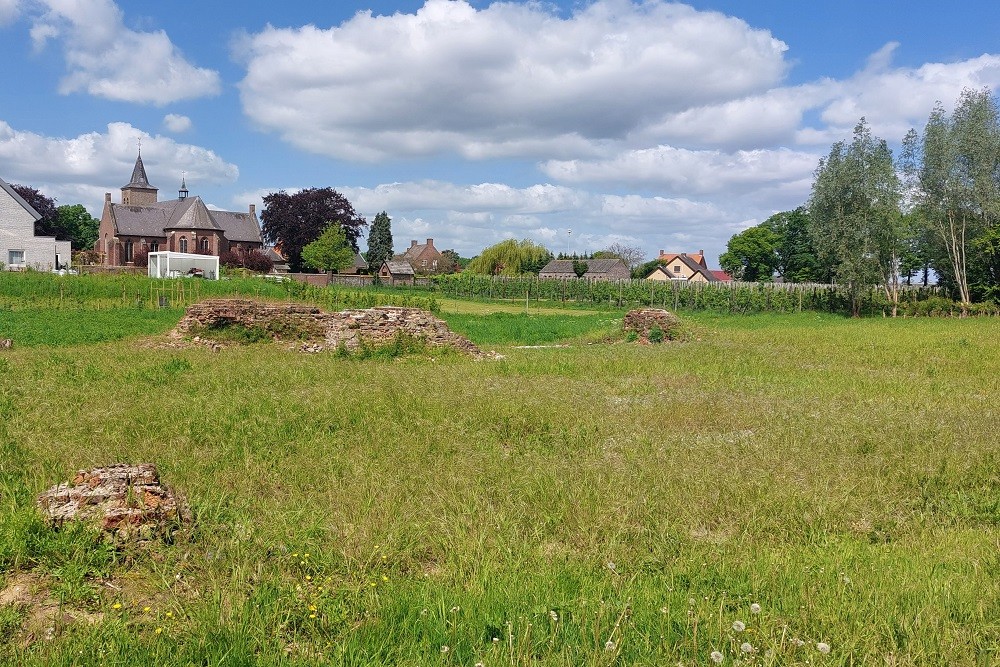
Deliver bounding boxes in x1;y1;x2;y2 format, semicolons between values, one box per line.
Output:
710;650;724;664
750;603;761;614
549;610;559;622
740;642;754;654
440;645;449;653
604;640;616;652
817;642;831;654
732;621;746;632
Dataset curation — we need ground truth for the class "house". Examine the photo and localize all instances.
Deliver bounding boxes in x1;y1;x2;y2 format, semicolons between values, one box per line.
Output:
398;238;443;274
378;260;415;286
1;176;72;271
646;250;719;283
96;153;263;265
538;258;631;281
342;252;368;275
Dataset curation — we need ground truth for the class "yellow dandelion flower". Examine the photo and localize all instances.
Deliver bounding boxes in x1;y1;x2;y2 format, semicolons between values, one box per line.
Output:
155;627;163;635
165;611;174;618
292;553;299;558
143;606;151;613
112;603;122;610
309;613;317;619
381;575;389;582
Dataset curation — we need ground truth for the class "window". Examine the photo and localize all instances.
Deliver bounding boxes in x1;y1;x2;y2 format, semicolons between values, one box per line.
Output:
179;237;188;253
124;240;133;262
149;242;159;252
673;265;681;273
432;259;438;269
421;259;428;267
8;250;25;267
200;237;210;253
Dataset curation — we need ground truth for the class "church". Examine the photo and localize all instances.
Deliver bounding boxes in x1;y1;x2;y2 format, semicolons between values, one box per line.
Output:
96;153;263;265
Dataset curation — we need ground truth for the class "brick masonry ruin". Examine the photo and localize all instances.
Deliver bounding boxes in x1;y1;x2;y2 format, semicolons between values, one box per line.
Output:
174;298;485;356
623;308;682;342
37;464;190;542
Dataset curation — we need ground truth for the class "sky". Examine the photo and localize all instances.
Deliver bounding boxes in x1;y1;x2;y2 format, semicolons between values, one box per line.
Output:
2;1;1000;265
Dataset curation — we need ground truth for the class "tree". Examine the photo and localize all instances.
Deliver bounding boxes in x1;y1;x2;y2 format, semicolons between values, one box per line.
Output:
55;204;100;250
261;188;367;273
632;258;666;279
572;259;589;277
466;239;553;275
438;249;461;274
10;184;58;237
366;211;394;272
901;88;1000;304
600;242;645;269
301;225;357;274
764;208;824;282
719;225;779;281
809;118;903;316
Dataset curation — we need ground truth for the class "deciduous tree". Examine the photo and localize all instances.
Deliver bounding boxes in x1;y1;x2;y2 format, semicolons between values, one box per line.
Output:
719;225;779;282
10;184;58;238
55;204;100;250
810;118;903;316
466;239;553;275
301;225;357;274
261;188;366;272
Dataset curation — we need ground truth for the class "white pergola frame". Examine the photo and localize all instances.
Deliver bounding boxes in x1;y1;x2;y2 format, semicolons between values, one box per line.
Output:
147;251;220;280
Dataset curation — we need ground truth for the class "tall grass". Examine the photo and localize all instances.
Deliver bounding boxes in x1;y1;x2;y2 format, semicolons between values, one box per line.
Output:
1;303;998;664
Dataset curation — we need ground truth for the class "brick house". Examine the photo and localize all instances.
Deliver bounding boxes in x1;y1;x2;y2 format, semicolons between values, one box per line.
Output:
1;176;71;271
96;154;263;265
538;258;631;280
398;238;443;275
646;250;720;283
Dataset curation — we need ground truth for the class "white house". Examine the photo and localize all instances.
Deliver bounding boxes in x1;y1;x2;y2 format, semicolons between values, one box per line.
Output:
0;176;71;271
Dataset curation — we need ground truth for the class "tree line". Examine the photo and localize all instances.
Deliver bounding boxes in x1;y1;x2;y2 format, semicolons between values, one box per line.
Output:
721;87;1000;315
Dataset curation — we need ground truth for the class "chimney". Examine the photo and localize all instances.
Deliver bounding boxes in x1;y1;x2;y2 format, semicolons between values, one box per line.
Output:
698;249;704;255
426;238;434;248
658;249;664;257
249;204;256;217
410;240;418;247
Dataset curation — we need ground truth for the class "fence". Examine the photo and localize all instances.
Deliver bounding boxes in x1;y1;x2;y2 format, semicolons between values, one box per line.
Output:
432;274;948;316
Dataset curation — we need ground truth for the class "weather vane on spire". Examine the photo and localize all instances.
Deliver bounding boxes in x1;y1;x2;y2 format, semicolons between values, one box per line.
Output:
137;137;142;156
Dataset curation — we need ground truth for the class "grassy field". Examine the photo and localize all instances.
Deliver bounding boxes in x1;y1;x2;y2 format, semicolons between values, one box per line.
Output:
1;292;998;665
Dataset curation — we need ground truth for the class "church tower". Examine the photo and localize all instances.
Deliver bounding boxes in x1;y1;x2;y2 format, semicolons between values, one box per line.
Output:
121;151;158;205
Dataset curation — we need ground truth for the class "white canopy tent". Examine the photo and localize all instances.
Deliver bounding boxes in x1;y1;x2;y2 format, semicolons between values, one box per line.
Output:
147;252;220;280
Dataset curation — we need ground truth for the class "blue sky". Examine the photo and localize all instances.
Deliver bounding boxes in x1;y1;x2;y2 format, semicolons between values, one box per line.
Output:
2;0;999;264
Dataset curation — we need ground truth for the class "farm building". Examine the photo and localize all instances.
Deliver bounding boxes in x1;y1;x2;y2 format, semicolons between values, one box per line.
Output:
538;258;630;281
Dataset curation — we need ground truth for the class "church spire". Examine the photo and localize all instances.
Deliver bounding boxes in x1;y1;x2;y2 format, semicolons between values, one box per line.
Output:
178;174;188;200
120;148;158;205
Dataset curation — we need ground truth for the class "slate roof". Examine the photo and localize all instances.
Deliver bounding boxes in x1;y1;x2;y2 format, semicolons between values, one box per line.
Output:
352;252;368;270
384;260;415;276
110;196;262;244
539;259;627;276
0;176;42;221
122;154;157;192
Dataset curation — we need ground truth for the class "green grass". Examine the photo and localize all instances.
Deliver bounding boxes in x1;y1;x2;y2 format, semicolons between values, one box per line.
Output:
0;307;184;347
441;311;624;345
0;289;998;665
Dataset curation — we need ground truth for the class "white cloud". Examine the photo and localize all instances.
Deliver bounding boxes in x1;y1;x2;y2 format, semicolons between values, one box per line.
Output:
238;0;788;160
163;114;192;133
28;0;219;105
542;146;820;194
0;0;20;25
0;119;238;214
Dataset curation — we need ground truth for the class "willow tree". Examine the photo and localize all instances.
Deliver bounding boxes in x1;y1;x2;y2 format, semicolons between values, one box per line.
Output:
466;239;553;275
810;118;903;316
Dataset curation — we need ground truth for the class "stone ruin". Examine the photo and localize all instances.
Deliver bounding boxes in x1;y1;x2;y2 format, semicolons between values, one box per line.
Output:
623;308;682;342
173;298;485;356
37;464;190;542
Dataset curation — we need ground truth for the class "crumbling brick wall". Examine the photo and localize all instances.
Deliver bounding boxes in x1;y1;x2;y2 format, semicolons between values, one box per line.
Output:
175;299;482;355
